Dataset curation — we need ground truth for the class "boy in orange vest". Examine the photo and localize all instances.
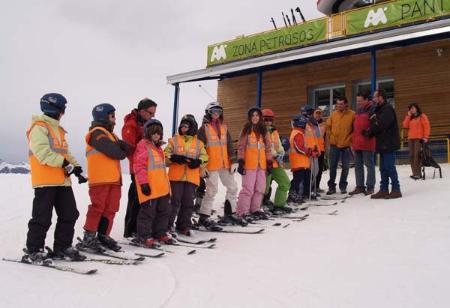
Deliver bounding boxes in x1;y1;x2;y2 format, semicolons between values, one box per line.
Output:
236;107;273;219
77;104;131;253
134;119;172;247
165;115;208;235
24;93;85;263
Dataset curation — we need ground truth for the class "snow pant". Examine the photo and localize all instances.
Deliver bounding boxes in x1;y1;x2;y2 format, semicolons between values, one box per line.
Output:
124;175;140;238
264;167;290;207
137;195;170;240
199;168;238;216
196;177;206;199
84;184;121;236
236;168;266;216
315;153;325;189
290;168;308;197
26;186;79;253
304;157;318;198
379;152;400;192
327;145;350;191
409;139;422;177
354;150;376;190
169;181;196;231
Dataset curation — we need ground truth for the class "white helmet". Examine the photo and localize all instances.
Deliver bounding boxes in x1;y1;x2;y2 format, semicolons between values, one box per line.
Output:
205;101;223;114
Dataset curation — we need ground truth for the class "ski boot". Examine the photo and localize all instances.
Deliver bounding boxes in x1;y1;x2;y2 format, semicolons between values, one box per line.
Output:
271;205;294;215
21;248;53;265
218;214;248;227
139;237;160;248
287;192;302;206
98;234;122;252
76;231;106;253
47;246;86;261
158;233;177;245
196;214;223;231
251;210;269;220
176;227;193;236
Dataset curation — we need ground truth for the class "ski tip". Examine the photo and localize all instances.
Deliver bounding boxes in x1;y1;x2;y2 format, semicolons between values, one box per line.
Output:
86;269;98;275
208;238;218;243
187;250;196;255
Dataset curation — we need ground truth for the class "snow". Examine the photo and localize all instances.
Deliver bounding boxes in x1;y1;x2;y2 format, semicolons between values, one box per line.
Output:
1;164;450;308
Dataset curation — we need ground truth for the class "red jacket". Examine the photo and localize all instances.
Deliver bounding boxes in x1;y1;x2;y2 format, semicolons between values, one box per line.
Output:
121;110;144;173
352;102;376;152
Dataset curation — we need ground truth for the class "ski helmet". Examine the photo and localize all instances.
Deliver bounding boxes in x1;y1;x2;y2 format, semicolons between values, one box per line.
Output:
179;114;198;136
205;101;223;115
292;114;308;129
40;93;67;116
144;119;163;138
300;105;315;116
262;109;275;118
92;103;116;122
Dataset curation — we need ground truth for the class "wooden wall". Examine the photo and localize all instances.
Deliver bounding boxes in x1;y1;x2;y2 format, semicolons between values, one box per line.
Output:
217;38;450;141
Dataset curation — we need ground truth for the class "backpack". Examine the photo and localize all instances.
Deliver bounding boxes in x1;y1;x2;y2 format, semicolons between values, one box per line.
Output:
420;142;442;179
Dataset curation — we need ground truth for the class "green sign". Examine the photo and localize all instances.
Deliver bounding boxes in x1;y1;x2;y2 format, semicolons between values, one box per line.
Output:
207;18;327;66
346;0;450;35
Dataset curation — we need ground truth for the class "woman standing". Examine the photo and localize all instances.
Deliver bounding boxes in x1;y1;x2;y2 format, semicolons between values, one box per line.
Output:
402;103;431;180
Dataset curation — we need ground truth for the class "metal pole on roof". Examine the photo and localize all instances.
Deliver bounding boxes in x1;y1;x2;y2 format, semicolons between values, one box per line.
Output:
172;83;180;136
370;48;377;95
256;69;263;108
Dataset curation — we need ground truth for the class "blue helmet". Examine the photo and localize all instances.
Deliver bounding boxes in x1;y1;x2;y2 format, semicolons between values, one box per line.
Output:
292;114;308;129
144;119;163;137
300;105;314;116
92;103;116;122
40;93;67;116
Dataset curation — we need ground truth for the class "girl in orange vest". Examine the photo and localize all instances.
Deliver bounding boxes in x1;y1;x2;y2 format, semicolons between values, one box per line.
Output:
134;119;172;247
236;107;273;219
164;114;208;235
78;104;131;253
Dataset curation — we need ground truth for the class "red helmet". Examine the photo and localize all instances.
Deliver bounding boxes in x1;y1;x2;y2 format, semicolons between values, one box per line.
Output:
262;109;275;118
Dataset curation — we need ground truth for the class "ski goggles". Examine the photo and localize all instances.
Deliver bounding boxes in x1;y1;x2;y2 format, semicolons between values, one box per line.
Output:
208;108;223;116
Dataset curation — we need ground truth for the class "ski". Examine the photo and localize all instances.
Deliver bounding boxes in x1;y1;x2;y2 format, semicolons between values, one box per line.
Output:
197;226;265;234
169;242;215;249
76;237;145;261
2;258;97;275
319;194;351;201
310;209;339;216
303;200;338;206
135;252;165;258
120;239;195;255
174;233;217;245
276;213;310;220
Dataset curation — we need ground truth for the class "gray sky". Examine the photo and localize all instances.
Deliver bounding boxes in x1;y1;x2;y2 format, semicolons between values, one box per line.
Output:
0;0;320;164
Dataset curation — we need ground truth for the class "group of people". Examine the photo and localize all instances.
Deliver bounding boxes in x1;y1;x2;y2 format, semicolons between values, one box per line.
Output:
22;89;431;262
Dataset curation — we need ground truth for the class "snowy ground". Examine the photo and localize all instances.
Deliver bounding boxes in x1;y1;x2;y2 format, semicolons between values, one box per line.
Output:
1;164;450;308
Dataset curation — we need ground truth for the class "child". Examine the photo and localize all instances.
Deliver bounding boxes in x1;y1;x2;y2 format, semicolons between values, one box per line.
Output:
165;114;208;235
236;107;272;220
261;109;292;214
134;119;172;247
287;114;312;205
78;104;131;252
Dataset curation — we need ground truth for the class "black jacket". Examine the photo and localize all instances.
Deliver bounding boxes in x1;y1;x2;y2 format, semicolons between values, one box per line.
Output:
367;102;400;153
88;121;132;160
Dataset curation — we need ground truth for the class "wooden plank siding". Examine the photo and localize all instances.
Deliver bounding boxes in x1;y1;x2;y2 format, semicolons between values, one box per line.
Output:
217;38;450;142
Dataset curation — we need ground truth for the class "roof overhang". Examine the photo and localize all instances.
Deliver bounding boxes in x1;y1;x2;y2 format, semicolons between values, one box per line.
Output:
167;18;450;85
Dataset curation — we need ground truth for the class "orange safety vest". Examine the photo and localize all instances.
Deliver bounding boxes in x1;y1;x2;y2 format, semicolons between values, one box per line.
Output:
244;131;267;170
204;124;230;171
27;121;69;187
168;135;203;186
289;129;310;169
135;144;170;204
270;130;283;168
317;123;326;153
85;127;122;186
304;123;319;151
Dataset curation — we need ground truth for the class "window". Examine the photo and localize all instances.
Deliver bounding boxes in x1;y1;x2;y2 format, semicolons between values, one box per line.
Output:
353;78;395;109
310;84;345;117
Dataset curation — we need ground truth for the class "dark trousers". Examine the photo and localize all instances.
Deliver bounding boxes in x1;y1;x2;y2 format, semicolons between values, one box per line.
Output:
124;175;140;238
26;186;79;253
409;139;422;177
169;181;197;231
379;152;400;192
137;195;170;240
315;153;325;189
327;145;350;190
290;169;308;197
196;177;206;199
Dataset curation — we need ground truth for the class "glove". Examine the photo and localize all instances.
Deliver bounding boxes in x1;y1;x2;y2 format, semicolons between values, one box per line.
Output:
306;148;313;157
187;158;202;169
276;153;284;166
141;184;151;196
237;159;245;175
229;163;238;174
71;166;83;176
170;154;187;164
361;130;371;137
77;174;88;184
62;159;74;175
266;160;273;175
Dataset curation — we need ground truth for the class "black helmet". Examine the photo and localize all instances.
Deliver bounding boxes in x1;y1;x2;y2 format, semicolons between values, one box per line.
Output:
144;119;163;139
178;114;198;136
40;93;67;116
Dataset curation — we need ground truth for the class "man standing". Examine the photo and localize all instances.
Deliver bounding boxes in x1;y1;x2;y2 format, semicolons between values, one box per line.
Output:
122;98;157;238
24;93;85;262
365;90;402;199
325;97;355;195
350;91;376;195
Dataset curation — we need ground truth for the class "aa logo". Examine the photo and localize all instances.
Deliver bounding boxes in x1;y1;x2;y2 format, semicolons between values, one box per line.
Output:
210;44;227;62
364;7;388;28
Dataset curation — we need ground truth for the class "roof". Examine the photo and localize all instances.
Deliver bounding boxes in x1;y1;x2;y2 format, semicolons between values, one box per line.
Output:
167;18;450;85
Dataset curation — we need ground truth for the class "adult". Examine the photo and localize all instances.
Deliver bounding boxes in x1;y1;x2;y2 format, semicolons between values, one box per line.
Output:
122;98;157;238
24;93;85;262
325;97;355;195
350;91;376;195
402;103;431;180
364;89;402;199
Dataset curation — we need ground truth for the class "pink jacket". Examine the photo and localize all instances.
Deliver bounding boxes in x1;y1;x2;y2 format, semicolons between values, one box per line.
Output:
133;139;165;185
